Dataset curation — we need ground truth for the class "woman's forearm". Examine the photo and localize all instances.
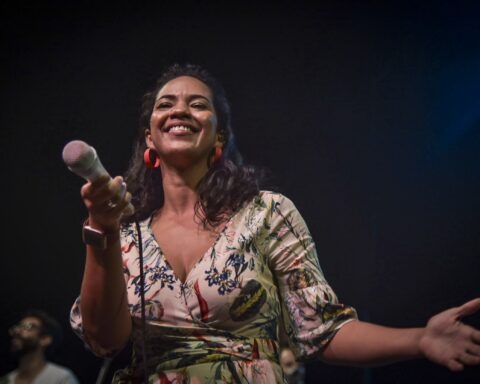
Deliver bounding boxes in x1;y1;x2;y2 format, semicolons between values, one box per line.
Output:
321;320;424;367
80;236;132;351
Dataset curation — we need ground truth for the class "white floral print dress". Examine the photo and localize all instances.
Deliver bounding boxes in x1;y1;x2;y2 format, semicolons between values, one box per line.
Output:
71;191;357;383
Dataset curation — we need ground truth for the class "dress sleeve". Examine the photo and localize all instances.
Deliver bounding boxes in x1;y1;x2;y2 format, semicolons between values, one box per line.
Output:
70;295;124;358
263;193;357;361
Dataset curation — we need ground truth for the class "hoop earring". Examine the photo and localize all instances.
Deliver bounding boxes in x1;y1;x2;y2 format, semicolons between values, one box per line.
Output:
143;148;161;169
211;146;223;164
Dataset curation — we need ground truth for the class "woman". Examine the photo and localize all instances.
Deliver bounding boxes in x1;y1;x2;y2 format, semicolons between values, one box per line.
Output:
70;64;480;383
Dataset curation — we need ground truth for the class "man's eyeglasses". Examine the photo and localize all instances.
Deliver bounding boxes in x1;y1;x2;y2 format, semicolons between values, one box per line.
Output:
9;322;41;333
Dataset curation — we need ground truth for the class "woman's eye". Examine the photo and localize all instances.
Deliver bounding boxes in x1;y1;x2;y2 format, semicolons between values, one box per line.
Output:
191;103;207;109
156;102;171;109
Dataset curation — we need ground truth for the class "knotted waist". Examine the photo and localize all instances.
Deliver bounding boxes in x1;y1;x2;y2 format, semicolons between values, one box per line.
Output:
132;325;280;372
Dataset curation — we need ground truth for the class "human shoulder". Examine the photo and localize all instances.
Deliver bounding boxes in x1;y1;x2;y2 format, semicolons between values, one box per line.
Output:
238;191;303;225
258;190;294;200
256;190;300;211
44;361;72;373
41;362;79;383
0;371;15;384
255;190;311;235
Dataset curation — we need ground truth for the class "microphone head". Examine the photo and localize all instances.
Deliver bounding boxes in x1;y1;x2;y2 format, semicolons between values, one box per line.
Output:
62;140;96;173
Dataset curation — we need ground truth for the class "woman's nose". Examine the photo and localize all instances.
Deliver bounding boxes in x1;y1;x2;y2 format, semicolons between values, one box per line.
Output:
169;103;190;118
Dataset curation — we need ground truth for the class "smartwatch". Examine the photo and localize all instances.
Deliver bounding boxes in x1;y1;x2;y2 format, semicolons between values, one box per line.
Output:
82;220;119;249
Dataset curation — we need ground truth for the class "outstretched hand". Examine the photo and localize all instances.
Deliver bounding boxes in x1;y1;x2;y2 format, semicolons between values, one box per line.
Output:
419;298;480;371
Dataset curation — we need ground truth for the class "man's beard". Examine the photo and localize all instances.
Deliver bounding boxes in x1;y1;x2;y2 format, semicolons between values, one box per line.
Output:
10;336;40;359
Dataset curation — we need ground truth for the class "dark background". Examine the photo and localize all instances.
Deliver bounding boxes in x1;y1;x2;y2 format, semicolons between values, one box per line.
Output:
1;1;479;383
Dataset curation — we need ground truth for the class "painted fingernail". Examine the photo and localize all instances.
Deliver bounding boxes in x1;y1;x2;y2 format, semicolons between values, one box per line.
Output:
119;182;127;198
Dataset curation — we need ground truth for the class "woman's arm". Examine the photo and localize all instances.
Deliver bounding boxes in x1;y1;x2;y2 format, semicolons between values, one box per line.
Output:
78;175;133;352
264;194;480;371
321;298;480;371
321;320;423;366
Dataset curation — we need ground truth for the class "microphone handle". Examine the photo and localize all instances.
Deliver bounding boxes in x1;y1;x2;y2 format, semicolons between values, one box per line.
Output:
67;147;110;182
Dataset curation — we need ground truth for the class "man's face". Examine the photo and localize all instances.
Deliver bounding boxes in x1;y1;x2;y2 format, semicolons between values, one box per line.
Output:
9;316;43;357
280;348;299;376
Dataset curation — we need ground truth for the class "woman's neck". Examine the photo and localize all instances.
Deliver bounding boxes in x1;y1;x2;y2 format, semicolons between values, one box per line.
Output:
160;160;208;217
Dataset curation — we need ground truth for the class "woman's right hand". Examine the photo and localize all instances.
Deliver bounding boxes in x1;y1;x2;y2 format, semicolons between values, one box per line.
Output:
80;175;132;232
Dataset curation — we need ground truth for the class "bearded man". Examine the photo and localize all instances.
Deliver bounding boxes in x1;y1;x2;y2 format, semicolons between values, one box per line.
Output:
1;309;78;384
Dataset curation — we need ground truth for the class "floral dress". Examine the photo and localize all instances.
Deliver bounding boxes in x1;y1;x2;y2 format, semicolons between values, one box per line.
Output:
70;191;357;383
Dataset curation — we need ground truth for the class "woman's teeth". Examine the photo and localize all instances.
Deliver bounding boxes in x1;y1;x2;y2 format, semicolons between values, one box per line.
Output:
169;125;193;132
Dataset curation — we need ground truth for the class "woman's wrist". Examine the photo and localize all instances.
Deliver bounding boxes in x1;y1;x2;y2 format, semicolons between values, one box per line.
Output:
83;218;120;249
86;216;121;234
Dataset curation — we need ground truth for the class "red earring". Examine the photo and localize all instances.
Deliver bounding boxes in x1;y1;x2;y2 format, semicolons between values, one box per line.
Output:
143;148;161;169
211;146;222;165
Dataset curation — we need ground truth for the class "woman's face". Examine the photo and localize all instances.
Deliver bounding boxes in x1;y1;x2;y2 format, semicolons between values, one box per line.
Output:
146;76;221;166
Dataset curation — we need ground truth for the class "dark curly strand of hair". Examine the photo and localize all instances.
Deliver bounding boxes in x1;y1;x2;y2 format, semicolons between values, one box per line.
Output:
124;64;260;227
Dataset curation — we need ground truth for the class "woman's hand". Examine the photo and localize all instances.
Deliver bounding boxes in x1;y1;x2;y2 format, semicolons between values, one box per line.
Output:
80;175;132;231
419;298;480;371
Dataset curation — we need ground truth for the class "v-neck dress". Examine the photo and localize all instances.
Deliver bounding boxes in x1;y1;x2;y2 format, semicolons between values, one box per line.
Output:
70;191;357;383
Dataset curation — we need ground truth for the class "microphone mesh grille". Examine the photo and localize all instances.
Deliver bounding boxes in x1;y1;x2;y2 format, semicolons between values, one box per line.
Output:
62;140;95;169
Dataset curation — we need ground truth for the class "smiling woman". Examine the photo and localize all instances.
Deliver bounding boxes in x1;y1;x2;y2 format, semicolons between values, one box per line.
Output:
147;76;219;163
124;64;259;228
68;63;480;384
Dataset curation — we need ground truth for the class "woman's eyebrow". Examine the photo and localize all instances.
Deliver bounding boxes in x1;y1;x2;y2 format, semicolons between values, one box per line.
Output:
156;94;211;102
188;94;211;102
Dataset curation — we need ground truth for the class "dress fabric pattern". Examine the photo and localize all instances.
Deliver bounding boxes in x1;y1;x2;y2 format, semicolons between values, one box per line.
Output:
70;191;357;383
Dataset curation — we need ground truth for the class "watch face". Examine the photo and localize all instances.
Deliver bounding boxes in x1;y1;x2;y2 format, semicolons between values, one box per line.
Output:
82;226;107;249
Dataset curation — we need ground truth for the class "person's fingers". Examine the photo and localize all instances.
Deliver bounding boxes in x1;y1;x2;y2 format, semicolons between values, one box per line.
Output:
90;174;112;188
466;344;480;356
81;175;111;200
92;187;116;209
108;191;132;214
456;298;480;318
108;177;126;203
90;177;125;207
471;328;480;344
81;182;108;211
102;177;128;210
457;352;480;366
446;358;464;372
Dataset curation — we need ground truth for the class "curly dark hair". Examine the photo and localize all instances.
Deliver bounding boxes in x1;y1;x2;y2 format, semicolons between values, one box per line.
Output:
124;64;260;227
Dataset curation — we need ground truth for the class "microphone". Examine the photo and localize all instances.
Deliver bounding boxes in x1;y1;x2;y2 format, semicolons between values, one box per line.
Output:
62;140;109;181
62;140;134;214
